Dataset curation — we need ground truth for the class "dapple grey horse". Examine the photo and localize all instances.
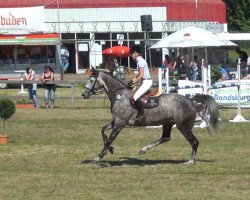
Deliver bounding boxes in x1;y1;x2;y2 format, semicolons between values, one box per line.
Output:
82;68;219;165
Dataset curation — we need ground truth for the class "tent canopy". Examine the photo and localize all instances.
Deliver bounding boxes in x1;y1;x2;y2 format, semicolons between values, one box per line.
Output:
150;26;236;49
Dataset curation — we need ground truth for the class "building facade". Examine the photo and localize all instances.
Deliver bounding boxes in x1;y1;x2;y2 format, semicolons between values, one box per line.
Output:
0;0;227;73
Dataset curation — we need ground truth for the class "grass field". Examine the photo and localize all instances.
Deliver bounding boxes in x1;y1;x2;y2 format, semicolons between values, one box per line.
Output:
0;89;249;200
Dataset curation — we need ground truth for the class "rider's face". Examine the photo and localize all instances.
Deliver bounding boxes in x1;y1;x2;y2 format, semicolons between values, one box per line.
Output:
131;51;138;61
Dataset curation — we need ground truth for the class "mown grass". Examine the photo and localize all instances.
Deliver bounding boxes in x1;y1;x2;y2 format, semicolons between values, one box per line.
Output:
0;90;249;200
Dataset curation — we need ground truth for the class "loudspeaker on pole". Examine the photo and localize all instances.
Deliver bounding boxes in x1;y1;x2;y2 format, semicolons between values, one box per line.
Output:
140;15;153;32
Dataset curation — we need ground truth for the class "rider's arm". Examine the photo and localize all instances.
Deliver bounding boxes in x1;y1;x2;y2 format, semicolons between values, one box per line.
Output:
133;67;144;83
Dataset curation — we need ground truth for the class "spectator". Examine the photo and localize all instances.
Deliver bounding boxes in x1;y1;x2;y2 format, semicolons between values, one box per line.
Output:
40;65;56;109
218;74;227;82
60;45;70;72
235;47;248;64
219;65;231;80
163;54;176;76
24;66;39;108
189;56;200;80
247;56;250;66
242;74;250;80
230;73;236;80
176;55;190;80
246;56;250;75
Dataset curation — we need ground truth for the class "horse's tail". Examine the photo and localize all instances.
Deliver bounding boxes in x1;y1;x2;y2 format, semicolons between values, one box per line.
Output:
192;94;219;133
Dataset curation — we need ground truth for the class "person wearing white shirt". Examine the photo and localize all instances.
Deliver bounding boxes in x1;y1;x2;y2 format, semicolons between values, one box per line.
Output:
129;45;152;121
25;66;39;108
60;45;70;72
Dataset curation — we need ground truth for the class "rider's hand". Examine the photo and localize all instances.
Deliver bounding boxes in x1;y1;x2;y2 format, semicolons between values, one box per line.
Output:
127;80;133;88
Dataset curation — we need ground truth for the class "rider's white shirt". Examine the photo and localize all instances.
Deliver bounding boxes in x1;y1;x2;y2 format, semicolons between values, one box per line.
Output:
136;56;151;79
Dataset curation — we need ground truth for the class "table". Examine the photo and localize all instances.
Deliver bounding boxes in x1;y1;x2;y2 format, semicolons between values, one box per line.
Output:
14;70;27;93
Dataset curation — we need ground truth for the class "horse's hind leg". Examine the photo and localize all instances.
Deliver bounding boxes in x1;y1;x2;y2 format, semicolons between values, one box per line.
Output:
101;121;115;154
177;125;199;165
139;123;174;155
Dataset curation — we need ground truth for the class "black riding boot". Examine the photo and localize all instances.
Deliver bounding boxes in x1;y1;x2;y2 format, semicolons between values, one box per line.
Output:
135;99;146;121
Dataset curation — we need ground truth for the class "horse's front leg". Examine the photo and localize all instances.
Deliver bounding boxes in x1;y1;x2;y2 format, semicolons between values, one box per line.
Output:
101;121;115;154
93;125;124;163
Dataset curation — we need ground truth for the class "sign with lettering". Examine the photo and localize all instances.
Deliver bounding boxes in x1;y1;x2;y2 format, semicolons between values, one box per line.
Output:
0;6;46;32
210;80;250;108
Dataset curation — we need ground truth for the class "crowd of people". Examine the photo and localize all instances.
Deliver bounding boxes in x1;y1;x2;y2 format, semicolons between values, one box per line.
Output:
162;53;201;81
218;47;250;81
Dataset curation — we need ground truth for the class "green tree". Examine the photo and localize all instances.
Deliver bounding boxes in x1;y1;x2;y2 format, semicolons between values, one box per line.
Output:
223;0;250;32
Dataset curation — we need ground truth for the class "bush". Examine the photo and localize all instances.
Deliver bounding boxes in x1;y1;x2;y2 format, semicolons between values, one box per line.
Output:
0;98;16;133
211;66;221;84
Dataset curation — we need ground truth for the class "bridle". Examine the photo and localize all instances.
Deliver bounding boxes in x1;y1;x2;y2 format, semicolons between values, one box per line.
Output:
84;75;103;96
84;72;131;98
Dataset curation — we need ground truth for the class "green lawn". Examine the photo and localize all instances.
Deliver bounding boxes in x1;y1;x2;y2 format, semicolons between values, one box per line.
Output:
0;91;249;200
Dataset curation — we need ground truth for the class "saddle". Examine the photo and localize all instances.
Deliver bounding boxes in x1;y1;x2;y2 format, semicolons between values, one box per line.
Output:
130;87;163;109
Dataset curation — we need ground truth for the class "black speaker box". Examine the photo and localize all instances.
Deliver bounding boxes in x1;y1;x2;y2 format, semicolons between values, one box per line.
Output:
140;15;153;32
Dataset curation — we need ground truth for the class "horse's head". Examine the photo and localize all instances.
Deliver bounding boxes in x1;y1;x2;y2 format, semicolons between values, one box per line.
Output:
81;67;102;99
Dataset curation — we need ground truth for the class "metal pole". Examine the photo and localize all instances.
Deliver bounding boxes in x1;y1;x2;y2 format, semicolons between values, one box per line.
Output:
229;58;249;122
237;59;241;116
195;0;198;21
71;83;74;108
56;0;61;38
127;32;130;70
165;67;169;94
147;32;152;68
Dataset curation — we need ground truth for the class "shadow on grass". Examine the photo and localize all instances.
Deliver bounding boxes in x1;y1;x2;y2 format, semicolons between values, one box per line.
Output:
81;157;215;167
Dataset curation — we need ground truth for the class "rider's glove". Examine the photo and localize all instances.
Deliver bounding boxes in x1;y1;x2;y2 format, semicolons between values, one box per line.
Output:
127;80;133;88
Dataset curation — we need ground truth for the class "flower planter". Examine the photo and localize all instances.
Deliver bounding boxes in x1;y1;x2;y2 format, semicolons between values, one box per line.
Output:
0;135;9;145
16;104;34;109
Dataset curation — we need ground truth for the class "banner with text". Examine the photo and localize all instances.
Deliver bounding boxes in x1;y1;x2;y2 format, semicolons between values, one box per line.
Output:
177;80;250;108
211;80;250;108
0;6;46;32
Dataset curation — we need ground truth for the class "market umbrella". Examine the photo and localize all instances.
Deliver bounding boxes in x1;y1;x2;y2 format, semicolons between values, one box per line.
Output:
150;26;237;62
150;26;237;49
103;46;130;57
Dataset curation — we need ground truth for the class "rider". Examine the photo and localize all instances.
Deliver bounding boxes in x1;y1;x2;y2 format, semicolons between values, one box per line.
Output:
129;45;153;120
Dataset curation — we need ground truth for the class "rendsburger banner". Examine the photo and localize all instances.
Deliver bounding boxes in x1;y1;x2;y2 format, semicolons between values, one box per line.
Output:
0;6;46;32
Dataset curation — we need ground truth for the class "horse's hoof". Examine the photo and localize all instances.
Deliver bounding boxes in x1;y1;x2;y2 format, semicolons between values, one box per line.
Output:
92;157;100;164
109;146;114;154
183;160;195;165
139;150;146;155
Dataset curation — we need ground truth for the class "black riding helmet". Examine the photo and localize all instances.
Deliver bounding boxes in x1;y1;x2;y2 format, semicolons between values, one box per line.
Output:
130;45;142;55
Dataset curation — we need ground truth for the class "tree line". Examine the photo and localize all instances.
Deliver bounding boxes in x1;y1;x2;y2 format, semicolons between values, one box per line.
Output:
223;0;250;32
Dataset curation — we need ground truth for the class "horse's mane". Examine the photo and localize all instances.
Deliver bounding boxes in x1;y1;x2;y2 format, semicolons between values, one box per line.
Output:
101;71;127;87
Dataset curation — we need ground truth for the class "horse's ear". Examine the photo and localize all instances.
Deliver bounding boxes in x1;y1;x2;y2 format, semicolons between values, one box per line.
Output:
91;66;99;76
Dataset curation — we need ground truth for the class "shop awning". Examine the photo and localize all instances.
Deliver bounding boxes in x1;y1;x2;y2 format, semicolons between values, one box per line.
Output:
0;34;60;45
